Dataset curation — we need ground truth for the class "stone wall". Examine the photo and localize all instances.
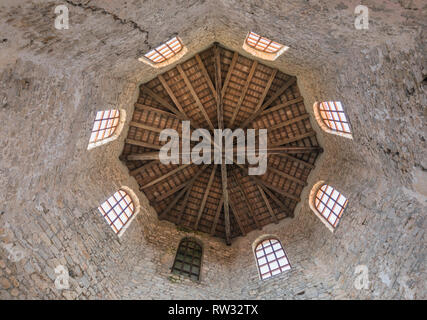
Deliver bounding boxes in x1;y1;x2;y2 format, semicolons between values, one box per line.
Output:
0;0;425;299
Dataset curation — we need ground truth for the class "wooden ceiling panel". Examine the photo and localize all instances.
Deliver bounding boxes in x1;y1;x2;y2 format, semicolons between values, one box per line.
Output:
120;43;322;244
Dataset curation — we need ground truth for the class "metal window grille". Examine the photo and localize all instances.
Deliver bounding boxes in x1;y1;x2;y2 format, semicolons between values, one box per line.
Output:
89;109;120;143
246;32;283;53
98;189;135;234
318;101;351;134
314;184;348;229
255;238;291;280
171;238;202;281
144;37;183;64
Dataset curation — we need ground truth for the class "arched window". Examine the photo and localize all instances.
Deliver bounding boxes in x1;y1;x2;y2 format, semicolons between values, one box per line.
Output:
309;182;348;232
98;188;139;236
87;109;125;150
254;238;291;280
243;31;288;61
246;31;282;53
314;101;353;139
144;37;183;63
140;37;187;68
171;238;202;281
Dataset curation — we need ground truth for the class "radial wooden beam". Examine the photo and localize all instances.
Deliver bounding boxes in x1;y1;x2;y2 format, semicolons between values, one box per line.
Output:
154;175;196;202
253;175;300;202
127;146;321;163
236;164;300;202
221;131;231;243
129;121;166;133
157;74;186;115
260;76;296;111
129;121;191;146
256;184;279;224
240;68;278;128
141;85;185;118
127;152;159;161
228;197;246;236
125;139;162;150
267;163;307;186
135;102;203;132
158;185;189;220
154;184;187;203
260;96;304;116
232;146;323;155
261;186;294;218
254;114;310;136
210;196;223;235
175;183;193;225
271;131;316;147
159;165;207;220
228;60;258;128
276;152;315;169
214;45;224;130
221;51;238;99
177;165;209;224
195;54;217;101
266;146;323;154
140;163;191;190
129;160;158;176
214;44;231;245
177;64;214;130
134;103;179;119
241;75;294;128
230;170;261;229
194;165;217;230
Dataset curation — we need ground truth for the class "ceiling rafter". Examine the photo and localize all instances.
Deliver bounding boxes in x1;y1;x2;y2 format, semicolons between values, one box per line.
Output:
141;85;186;119
254;114;310;136
176;167;213;226
127;152;159;161
229;169;261;229
228;60;258;128
266;146;323;154
140;163;191;190
194;165;217;230
271;131;316;147
195;54;217;101
266;162;307;186
210;196;224;236
256;184;279;224
221;51;238;100
214;44;231;245
129;160;158;176
127;146;321;163
129;121;166;133
157;74;187;115
125;138;163;150
276;152;315;169
159;165;208;220
261;186;294;218
260;96;304;116
228;197;246;236
240;69;279;128
175;182;194;225
134;103;179;119
236;164;300;202
177;64;215;130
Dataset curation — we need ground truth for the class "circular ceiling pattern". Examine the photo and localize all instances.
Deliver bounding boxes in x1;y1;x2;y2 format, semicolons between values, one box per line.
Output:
120;44;322;244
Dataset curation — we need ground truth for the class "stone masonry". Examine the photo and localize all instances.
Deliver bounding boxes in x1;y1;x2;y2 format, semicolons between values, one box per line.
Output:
0;0;425;299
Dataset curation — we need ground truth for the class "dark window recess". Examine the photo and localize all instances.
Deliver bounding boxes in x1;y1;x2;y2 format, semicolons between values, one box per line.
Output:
171;238;202;281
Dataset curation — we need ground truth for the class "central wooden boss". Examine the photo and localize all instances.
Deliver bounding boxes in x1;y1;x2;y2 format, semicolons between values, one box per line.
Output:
120;43;322;244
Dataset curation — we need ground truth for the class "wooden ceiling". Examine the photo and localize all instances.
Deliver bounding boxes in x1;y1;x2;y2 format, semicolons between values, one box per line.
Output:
120;43;322;244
